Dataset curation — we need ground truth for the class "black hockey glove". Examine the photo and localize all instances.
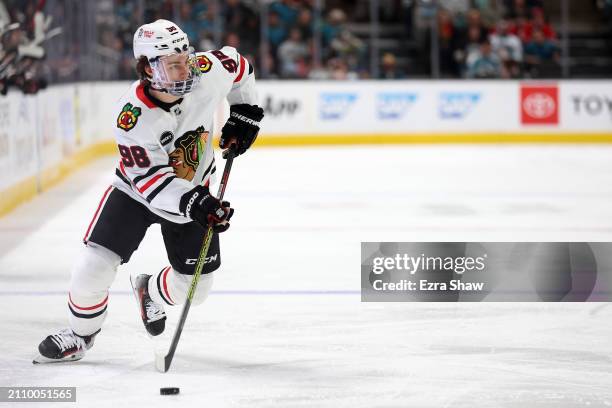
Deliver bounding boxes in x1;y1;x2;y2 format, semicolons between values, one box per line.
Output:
179;185;234;233
219;104;264;156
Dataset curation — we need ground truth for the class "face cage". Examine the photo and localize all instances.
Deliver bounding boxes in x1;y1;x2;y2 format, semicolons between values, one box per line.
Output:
149;50;202;96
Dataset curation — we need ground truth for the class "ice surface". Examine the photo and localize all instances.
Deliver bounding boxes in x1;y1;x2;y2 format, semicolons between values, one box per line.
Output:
1;146;611;407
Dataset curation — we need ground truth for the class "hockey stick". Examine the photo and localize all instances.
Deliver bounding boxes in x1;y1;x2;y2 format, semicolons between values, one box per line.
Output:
156;147;236;372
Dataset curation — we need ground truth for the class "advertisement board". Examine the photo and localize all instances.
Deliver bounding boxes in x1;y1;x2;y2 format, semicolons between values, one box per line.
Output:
66;80;612;142
0;92;37;191
256;81;519;135
520;84;559;126
560;81;612;131
1;80;611;214
255;80;612;138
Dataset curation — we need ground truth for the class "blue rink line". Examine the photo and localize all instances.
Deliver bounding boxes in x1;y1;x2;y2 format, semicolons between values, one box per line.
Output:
0;290;361;296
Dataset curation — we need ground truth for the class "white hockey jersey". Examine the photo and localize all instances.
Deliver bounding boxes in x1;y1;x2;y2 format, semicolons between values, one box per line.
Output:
111;46;257;224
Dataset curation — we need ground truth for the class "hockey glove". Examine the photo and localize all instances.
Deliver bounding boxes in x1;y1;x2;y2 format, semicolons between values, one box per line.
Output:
219;104;264;156
179;185;234;233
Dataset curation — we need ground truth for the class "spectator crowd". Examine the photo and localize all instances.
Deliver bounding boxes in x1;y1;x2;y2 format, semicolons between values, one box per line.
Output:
432;0;561;79
3;0;610;86
102;0;565;80
104;0;370;80
0;0;58;94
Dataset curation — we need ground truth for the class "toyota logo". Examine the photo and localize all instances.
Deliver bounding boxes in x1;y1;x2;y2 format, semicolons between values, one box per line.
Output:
523;93;556;119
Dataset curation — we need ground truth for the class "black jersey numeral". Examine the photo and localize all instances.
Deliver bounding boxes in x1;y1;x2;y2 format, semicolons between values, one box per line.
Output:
211;50;238;73
118;145;151;168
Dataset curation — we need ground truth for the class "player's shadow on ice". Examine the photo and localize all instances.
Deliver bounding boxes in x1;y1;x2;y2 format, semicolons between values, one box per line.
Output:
145;355;320;374
428;344;611;367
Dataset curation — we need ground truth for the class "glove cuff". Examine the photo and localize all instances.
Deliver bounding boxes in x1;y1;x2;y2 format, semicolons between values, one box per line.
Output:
229;110;262;127
179;185;210;218
230;104;265;121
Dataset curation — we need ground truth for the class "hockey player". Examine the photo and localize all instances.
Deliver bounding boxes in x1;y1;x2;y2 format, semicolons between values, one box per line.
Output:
34;19;264;363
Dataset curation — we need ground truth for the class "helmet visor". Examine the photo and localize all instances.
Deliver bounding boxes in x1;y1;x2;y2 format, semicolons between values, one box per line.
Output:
149;47;201;96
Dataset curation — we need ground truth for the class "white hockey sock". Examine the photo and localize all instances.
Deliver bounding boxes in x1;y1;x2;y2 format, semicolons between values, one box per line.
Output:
68;244;121;336
148;267;214;306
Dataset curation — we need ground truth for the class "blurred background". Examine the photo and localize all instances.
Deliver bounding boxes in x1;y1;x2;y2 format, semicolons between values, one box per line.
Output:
2;0;612;90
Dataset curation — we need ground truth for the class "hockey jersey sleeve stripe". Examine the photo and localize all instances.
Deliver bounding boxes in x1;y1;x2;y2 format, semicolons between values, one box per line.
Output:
115;168;131;186
160;208;182;216
200;162;216;186
133;164;172;184
119;161;128;178
145;176;177;203
201;161;214;179
69;292;108;311
234;55;246;83
138;171;173;193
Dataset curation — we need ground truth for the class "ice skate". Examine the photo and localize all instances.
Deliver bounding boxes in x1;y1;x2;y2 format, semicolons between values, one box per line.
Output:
131;274;166;337
33;328;96;364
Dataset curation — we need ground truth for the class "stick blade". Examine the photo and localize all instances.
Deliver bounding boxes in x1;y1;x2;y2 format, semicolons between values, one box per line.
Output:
155;353;168;372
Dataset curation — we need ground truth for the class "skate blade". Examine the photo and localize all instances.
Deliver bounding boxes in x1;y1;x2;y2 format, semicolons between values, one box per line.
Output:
32;353;83;364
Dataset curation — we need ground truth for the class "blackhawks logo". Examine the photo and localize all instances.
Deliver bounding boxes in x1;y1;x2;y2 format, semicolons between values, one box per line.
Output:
117;103;141;131
169;126;209;181
196;55;212;73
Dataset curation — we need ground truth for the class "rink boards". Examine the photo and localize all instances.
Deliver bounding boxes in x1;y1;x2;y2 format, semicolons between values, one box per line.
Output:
1;80;611;216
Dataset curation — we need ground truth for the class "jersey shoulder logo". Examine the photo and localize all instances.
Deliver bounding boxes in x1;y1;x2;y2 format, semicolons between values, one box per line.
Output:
196;55;212;73
117;103;141;131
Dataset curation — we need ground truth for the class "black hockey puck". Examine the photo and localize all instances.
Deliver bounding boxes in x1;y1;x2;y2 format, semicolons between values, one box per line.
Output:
160;387;180;395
